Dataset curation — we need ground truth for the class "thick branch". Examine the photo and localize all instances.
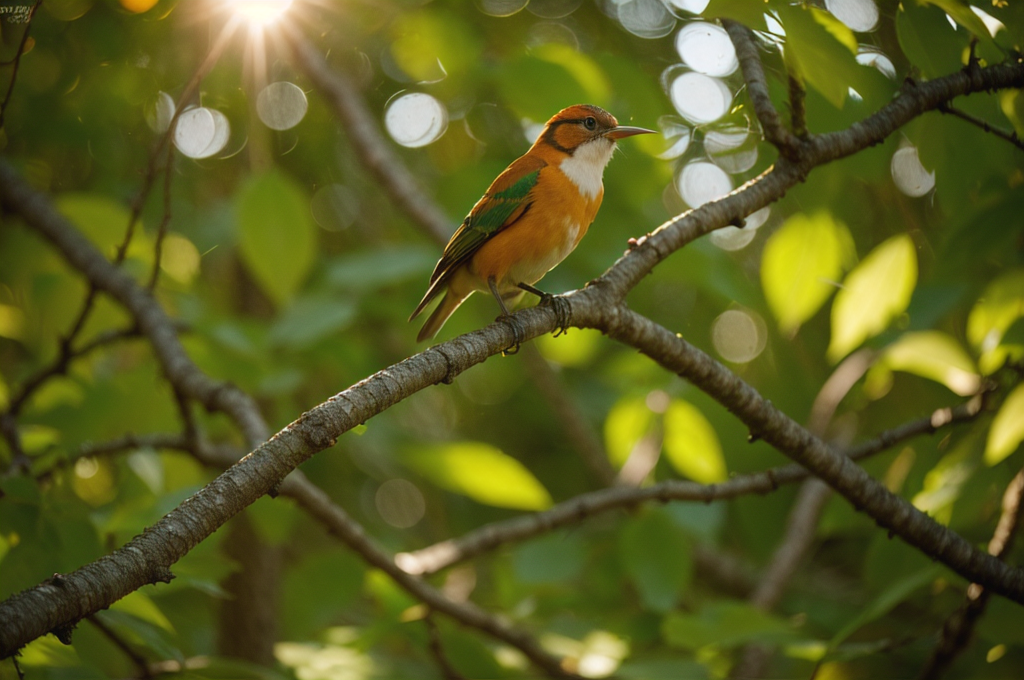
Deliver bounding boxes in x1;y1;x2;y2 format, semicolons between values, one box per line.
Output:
1;38;1021;661
602;307;1024;603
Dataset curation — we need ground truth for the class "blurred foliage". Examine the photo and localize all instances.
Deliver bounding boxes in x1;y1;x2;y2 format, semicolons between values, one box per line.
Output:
1;0;1023;678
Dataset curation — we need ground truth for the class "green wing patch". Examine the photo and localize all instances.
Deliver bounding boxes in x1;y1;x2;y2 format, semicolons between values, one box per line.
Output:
434;168;541;279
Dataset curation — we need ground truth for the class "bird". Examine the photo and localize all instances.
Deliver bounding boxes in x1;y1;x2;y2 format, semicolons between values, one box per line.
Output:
410;103;655;344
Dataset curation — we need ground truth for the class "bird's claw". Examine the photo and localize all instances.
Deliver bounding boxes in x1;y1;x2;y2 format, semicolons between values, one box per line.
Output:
498;314;526;355
539;293;572;337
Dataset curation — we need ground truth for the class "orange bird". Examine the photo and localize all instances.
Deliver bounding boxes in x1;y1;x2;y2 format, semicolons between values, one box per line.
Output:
410;104;655;342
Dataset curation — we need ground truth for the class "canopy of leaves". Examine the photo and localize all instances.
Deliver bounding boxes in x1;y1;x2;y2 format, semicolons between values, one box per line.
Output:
1;0;1023;678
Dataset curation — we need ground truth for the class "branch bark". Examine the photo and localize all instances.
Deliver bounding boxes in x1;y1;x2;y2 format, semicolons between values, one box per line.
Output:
1;30;1022;662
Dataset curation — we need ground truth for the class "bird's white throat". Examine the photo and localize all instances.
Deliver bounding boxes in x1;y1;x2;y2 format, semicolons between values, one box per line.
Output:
559;137;616;200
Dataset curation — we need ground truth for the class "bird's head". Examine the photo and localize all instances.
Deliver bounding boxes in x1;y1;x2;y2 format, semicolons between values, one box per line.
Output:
535;104;655;156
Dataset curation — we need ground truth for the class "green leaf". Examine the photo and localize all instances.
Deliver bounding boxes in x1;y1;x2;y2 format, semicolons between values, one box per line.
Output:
778;5;872;108
604;396;656;468
96;610;184;663
828;234;918;362
663;601;798;650
513;531;588;585
619;508;692;613
703;0;769;31
761;212;853;333
496;55;594;122
897;0;966;78
923;0;995;41
986;384;1024;466
236;169;316;306
326;246;435;293
876;331;981;396
967;269;1024;374
57;193;147;260
267;295;357;350
810;6;858;54
109;590;175;632
663;399;727;483
406;442;552;510
826;566;941;652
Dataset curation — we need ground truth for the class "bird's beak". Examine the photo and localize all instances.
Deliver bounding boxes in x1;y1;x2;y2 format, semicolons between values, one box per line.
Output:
604;125;657;140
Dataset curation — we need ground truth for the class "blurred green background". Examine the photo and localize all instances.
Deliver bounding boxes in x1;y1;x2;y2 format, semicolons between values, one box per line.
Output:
1;0;1023;677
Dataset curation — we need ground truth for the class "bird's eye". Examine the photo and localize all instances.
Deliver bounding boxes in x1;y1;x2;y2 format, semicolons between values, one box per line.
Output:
583;116;597;130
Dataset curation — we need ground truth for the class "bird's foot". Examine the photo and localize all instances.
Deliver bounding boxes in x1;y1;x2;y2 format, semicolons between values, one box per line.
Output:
498;313;526;356
540;294;572;337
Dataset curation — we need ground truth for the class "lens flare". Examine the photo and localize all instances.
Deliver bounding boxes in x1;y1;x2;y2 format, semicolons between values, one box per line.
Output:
226;0;293;25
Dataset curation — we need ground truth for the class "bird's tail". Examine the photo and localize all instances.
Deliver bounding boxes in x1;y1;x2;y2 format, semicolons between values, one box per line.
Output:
416;290;466;342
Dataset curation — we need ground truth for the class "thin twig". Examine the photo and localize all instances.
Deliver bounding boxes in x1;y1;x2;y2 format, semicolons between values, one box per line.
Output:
396;397;984;576
0;0;41;130
937;102;1024;152
1;47;1022;659
721;20;802;159
87;615;152;679
147;143;176;290
281;24;452;244
788;73;808;139
425;613;468;680
919;467;1024;680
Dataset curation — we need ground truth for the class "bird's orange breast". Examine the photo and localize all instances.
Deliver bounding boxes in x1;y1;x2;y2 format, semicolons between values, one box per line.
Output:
469;165;602;291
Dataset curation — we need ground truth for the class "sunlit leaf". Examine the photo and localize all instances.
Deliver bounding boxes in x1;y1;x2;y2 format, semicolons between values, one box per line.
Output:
538;328;603;367
778;5;874;108
236;169;316;306
109;591;175;632
619;508;692;612
967;269;1024;374
986;384;1024;466
57;193;141;260
663;399;727;483
604;396;655;468
809;6;857;54
923;0;995;41
389;10;481;84
662;601;798;650
407;442;552;510
912;443;975;523
761;212;853;333
876;331;980;396
828;234;918;362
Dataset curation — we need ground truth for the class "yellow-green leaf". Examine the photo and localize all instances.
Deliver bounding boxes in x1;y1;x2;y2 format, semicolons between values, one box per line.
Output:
829;235;917;362
407;442;552;510
967;269;1024;374
236;169;316;306
761;212;853;334
923;0;994;42
604;396;655;468
663;400;727;483
878;331;980;396
986;384;1024;466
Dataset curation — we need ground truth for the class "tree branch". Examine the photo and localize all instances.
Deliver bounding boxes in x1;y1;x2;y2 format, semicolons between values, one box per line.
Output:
281;25;453;244
601;306;1024;603
919;467;1024;680
395;396;982;576
721;20;802;159
0;35;1021;661
937;102;1024;152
